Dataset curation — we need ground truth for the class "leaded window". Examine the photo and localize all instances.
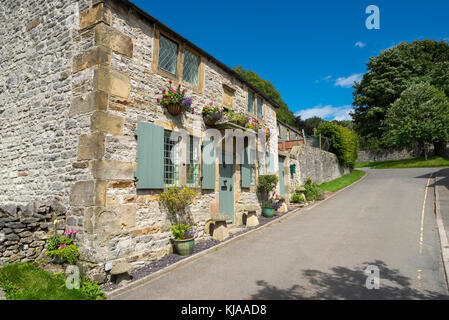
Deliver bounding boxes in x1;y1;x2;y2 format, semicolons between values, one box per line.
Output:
186;135;200;187
164;130;179;186
248;90;254;113
183;50;199;85
257;97;263;118
158;35;178;75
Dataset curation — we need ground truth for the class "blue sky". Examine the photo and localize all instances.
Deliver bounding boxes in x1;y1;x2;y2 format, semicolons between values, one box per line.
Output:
130;0;449;120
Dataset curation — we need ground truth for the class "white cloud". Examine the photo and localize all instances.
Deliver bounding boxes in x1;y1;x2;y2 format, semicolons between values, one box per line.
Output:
355;41;366;48
295;105;353;121
334;73;363;88
314;75;333;84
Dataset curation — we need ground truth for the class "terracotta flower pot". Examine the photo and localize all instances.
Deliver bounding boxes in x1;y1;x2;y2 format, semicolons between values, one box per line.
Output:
167;103;183;116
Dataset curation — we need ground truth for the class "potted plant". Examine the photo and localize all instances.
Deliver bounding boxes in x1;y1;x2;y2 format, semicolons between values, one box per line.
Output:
263;127;271;143
245;116;261;131
157;81;196;116
257;174;279;218
170;224;195;256
45;223;80;264
227;112;247;127
262;197;281;218
202;102;224;126
159;186;198;256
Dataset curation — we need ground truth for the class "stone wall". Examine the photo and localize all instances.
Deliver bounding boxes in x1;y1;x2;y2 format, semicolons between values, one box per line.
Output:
0;199;67;265
65;0;280;271
0;0;92;264
357;145;433;162
280;144;350;199
1;0;280;273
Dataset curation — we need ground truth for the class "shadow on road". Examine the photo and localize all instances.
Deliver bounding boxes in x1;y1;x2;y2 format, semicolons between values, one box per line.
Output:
415;168;449;192
250;260;448;300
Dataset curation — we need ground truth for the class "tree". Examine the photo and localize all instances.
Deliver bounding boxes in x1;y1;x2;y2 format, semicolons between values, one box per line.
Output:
332;120;354;131
233;66;298;127
316;122;359;168
351;40;449;149
383;83;449;159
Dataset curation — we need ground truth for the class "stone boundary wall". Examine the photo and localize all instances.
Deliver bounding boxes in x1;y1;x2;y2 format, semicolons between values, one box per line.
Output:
357;145;434;162
281;144;350;200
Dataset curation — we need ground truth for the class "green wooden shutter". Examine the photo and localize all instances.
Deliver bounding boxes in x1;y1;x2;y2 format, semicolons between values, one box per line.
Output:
201;139;216;190
135;122;164;189
266;151;273;174
241;144;251;188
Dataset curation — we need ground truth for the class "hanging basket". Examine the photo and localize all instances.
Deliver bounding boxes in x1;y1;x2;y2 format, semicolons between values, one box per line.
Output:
167;103;183;116
203;117;218;126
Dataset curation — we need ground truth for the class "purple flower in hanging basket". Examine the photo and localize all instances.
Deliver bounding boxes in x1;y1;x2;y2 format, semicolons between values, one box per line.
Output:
182;97;193;109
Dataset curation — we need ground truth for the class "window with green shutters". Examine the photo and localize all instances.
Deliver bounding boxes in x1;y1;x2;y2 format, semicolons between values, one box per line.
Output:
248;90;254;114
158;35;178;75
241;140;252;188
135;122;165;189
164;130;180;186
257;97;263;118
186;135;200;187
183;50;199;85
201;138;216;190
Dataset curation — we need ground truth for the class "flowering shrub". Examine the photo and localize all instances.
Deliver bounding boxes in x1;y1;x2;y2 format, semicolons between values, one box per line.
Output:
46;226;80;264
157;81;196;114
202;102;224;123
46;244;80;265
264;192;282;209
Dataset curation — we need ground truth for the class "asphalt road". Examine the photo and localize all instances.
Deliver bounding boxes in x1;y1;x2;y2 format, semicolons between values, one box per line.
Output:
113;168;449;300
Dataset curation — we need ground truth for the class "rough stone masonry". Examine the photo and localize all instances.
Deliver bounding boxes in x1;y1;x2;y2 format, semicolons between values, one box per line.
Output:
0;0;282;280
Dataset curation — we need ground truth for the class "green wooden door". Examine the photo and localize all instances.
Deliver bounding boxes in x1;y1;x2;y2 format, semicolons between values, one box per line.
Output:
279;156;285;195
219;162;234;222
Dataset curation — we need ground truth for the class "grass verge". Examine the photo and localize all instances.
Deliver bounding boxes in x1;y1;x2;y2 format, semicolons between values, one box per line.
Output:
0;262;105;300
319;170;366;192
355;156;449;169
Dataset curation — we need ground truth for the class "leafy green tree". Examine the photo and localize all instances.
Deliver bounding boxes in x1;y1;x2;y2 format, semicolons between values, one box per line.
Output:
305;116;324;135
351;40;449;149
332;120;354;130
383;83;449;159
233;66;298;127
317;122;359;168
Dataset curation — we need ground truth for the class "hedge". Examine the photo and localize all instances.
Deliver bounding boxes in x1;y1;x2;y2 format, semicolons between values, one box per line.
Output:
317;121;359;168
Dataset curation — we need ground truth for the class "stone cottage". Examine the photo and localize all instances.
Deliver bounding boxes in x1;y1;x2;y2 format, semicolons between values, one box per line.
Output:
0;0;280;275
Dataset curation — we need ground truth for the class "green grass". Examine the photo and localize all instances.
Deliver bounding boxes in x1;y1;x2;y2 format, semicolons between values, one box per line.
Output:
319;170;366;192
355;156;449;169
0;263;105;300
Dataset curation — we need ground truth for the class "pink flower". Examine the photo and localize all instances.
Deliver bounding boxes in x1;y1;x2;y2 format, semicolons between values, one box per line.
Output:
209;102;213;105
173;90;177;93
58;244;67;249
